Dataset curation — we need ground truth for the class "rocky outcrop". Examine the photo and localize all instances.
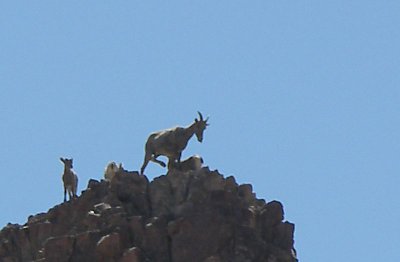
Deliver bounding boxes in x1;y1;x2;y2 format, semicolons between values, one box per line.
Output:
0;168;297;261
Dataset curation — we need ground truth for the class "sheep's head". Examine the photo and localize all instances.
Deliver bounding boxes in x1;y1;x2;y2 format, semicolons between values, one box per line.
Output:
60;157;73;169
194;111;209;143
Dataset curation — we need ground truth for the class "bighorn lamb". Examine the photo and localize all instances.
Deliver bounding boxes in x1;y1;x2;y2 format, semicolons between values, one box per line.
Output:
60;157;79;202
104;161;123;181
140;112;209;174
172;155;204;172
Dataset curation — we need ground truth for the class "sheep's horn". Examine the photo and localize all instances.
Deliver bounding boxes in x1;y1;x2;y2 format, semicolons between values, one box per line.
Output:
197;111;204;121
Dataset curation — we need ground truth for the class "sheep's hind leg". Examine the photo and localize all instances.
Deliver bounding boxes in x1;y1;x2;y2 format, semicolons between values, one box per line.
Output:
151;155;166;167
141;154;166;174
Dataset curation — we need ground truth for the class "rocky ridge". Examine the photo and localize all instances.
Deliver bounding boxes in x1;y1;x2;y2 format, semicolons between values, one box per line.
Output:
0;167;297;261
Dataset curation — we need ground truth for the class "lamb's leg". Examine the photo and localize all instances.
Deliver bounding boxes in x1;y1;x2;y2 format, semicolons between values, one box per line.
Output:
70;190;74;200
73;176;78;197
64;187;67;202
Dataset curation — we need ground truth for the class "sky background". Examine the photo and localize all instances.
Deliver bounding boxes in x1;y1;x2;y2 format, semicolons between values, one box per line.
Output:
1;1;399;261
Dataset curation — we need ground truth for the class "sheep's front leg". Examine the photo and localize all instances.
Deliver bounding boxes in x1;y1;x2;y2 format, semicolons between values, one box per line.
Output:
167;157;176;170
140;154;151;175
63;187;67;202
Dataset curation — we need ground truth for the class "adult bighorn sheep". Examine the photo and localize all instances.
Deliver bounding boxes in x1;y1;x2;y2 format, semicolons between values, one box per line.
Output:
60;157;79;202
140;112;209;174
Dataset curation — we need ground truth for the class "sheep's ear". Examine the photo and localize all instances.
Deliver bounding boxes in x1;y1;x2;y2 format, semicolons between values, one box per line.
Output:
195;118;198;123
60;157;65;163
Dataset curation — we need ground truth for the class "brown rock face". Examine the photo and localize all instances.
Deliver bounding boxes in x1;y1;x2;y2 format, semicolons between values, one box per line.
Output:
0;168;297;261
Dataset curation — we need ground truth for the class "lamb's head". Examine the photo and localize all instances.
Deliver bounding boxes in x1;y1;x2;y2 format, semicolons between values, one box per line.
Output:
106;161;118;170
194;111;209;143
192;155;204;170
104;161;119;181
60;157;73;169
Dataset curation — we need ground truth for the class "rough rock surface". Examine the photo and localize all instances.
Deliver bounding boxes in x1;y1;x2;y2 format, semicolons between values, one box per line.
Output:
0;168;297;261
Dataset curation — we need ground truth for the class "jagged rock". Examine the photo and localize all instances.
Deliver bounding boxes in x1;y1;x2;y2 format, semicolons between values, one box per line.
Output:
95;232;121;261
70;230;100;261
149;175;173;216
142;216;170;261
274;222;295;250
87;179;101;190
121;247;143;262
224;175;238;192
0;168;297;262
167;170;193;203
93;202;112;213
204;256;222;262
238;183;255;204
28;221;52;258
127;216;145;245
28;213;48;225
111;171;151;217
241;206;258;228
170;215;235;262
2;257;16;262
43;235;75;262
262;200;285;227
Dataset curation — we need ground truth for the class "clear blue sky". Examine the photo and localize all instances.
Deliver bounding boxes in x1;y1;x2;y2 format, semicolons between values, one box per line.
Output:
1;1;399;261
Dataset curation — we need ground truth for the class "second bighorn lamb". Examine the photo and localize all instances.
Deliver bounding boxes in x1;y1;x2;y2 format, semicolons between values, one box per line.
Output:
140;112;209;174
60;157;79;202
172;155;204;172
104;161;123;181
